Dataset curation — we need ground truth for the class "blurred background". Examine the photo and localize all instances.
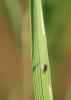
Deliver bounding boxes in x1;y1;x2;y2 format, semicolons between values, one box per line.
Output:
42;0;71;100
0;0;71;100
0;0;34;100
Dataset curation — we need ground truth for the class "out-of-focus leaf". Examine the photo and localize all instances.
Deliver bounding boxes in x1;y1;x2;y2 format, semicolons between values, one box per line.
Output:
2;0;23;57
42;0;71;59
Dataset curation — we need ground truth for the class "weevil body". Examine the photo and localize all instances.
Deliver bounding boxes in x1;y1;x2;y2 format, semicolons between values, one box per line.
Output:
41;64;48;73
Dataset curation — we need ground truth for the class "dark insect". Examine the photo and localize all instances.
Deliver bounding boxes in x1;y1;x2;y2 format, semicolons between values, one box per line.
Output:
41;64;48;73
